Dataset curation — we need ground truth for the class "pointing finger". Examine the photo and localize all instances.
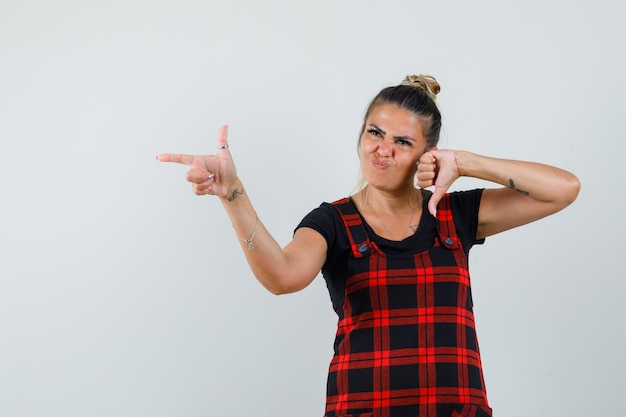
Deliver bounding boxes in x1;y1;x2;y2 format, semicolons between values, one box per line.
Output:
156;153;195;165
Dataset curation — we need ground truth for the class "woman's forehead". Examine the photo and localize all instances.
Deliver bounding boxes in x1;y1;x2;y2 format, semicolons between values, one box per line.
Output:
366;104;424;135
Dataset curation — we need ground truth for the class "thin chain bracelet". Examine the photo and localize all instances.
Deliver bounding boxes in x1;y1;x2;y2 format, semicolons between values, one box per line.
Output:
235;215;259;250
454;151;462;176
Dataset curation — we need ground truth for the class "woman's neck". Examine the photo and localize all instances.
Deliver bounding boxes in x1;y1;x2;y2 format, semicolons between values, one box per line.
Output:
356;185;423;241
359;185;420;213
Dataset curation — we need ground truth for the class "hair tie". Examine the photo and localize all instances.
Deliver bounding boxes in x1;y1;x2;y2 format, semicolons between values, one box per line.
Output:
401;74;440;100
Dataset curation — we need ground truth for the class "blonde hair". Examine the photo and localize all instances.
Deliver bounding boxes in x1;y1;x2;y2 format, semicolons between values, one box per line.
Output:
400;74;441;101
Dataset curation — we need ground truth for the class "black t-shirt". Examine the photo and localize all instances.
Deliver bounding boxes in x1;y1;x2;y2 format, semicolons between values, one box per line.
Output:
296;189;485;313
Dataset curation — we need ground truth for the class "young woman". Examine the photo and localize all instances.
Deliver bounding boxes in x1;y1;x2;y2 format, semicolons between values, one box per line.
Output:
157;75;580;417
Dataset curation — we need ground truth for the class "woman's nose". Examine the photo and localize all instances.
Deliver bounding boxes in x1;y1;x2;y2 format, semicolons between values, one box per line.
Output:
377;138;393;157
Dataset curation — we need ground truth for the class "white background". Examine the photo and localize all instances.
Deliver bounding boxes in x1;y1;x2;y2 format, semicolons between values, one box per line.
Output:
1;1;624;416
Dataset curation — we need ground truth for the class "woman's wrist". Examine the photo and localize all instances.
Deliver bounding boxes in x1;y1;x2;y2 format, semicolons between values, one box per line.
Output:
454;151;462;176
220;178;245;202
453;150;485;180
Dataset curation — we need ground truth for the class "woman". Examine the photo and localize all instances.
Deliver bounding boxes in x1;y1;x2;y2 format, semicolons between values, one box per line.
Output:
157;75;580;417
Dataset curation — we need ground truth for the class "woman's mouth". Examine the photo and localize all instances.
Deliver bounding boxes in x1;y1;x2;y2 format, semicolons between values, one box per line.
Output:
372;159;389;169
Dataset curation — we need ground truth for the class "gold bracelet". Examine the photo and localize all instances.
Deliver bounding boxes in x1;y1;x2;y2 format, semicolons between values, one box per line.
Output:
236;215;259;250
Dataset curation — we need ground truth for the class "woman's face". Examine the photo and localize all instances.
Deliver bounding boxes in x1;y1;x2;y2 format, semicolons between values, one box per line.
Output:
359;103;429;191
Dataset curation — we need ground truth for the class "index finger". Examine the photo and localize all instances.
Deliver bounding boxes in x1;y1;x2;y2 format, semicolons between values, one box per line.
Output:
156;153;194;165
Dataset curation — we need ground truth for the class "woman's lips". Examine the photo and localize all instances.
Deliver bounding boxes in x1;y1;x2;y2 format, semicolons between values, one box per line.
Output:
372;159;389;169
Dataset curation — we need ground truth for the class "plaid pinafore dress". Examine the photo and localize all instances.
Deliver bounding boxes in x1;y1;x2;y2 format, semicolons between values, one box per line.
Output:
324;194;492;417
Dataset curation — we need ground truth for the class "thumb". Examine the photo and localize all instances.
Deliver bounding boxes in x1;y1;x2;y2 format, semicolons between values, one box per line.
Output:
216;125;229;150
428;185;447;217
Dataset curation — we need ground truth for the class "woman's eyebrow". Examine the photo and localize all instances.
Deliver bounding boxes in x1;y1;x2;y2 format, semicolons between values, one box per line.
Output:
368;123;415;143
367;123;385;134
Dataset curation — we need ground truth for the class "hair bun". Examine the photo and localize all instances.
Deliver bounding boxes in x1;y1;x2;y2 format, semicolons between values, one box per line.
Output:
401;74;440;100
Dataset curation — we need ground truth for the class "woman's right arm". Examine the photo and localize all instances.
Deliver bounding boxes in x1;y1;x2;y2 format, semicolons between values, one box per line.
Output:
157;125;327;295
217;176;327;294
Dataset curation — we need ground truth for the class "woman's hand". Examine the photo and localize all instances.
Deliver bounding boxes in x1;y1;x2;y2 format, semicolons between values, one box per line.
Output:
157;124;326;295
416;149;461;217
419;149;580;238
156;125;237;199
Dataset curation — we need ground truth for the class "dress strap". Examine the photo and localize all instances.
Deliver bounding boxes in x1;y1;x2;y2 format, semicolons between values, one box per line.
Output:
330;197;372;258
435;193;461;249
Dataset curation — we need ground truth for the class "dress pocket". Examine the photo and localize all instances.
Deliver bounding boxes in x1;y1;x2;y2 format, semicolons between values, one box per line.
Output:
451;403;493;417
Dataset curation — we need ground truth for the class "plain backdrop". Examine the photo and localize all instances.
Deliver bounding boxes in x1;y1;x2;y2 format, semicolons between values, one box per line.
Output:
1;1;624;416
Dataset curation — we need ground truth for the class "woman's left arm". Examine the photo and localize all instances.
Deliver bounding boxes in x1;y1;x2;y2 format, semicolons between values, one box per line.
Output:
417;150;581;239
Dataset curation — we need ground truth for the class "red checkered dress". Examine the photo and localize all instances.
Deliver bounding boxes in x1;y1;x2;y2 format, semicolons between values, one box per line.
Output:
318;193;492;417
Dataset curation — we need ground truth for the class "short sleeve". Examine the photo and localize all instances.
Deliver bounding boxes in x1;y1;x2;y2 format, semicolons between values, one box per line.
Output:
295;202;353;280
449;189;485;250
295;203;339;247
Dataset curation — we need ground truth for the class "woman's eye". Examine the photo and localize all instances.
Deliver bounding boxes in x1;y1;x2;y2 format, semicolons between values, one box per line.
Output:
367;128;382;137
396;139;411;146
